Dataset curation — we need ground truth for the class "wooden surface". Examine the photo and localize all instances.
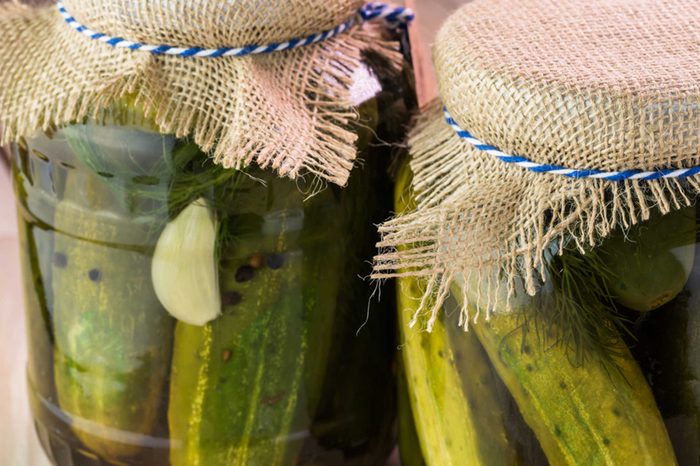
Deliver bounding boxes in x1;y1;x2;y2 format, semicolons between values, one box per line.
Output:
0;1;466;464
410;0;467;105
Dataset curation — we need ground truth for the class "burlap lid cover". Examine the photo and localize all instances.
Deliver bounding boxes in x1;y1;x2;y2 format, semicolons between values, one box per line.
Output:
0;0;403;185
374;0;700;329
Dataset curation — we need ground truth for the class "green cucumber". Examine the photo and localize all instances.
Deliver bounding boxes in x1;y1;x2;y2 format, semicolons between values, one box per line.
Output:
630;296;700;465
627;223;700;465
398;277;522;466
308;145;396;462
14;146;60;437
297;186;345;422
599;206;696;312
14;146;57;384
168;173;339;466
394;162;519;466
453;276;678;466
398;360;427;466
52;171;173;459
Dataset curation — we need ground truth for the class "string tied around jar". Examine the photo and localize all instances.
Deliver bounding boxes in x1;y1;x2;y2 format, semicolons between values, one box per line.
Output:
374;0;700;331
0;0;414;186
55;1;414;58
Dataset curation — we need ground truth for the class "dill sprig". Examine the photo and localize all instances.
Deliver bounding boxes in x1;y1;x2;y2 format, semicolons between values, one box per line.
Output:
65;126;242;214
61;98;247;219
521;246;634;378
62;113;247;262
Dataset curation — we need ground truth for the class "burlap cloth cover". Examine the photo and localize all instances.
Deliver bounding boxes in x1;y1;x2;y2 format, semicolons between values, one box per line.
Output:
374;0;700;329
0;0;403;185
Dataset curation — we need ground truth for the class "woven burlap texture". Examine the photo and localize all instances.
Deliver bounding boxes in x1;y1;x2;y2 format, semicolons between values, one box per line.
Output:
374;0;700;330
0;0;400;185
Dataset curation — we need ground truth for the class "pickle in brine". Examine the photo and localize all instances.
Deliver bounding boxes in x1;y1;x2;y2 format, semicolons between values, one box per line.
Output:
14;144;58;403
169;258;306;466
599;206;696;312
398;360;427;466
52;171;173;459
454;276;677;466
308;144;397;464
626;217;700;465
398;278;522;466
394;162;520;466
168;174;341;466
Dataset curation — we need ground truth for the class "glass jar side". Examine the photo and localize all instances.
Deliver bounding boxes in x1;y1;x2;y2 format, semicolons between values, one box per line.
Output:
13;74;408;465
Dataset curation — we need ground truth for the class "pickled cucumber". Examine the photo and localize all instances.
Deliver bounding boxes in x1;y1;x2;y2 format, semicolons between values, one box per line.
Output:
168;173;341;466
599;206;696;312
394;157;677;465
453;276;677;466
398;360;427;466
308;149;397;464
626;224;700;465
297;185;345;423
13;146;60;448
14;146;57;382
394;162;519;466
52;171;173;459
399;278;523;466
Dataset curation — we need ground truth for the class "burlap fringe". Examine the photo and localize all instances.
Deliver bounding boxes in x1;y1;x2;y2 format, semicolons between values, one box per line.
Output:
374;102;700;330
0;5;402;186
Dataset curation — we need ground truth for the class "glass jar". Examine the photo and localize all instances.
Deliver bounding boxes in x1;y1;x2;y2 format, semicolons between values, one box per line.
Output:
12;57;413;466
396;161;700;466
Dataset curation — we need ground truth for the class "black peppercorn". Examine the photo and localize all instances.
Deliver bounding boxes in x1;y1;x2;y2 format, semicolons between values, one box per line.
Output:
53;252;67;268
266;253;285;270
222;291;243;306
88;268;101;282
235;265;255;282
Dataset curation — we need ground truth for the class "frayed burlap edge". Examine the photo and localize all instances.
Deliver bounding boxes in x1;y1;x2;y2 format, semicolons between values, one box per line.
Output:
374;101;700;331
0;4;403;186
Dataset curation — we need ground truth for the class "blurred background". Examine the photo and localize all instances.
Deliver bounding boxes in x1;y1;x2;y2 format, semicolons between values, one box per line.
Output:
0;1;466;464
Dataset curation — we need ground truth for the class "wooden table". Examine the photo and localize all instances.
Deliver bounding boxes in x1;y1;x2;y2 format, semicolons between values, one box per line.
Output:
0;1;464;464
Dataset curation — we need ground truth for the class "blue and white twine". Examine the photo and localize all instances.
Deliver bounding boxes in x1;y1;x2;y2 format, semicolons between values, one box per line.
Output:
56;1;414;58
444;107;700;181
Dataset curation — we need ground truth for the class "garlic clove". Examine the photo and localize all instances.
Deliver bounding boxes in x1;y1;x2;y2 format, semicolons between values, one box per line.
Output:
151;198;220;326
